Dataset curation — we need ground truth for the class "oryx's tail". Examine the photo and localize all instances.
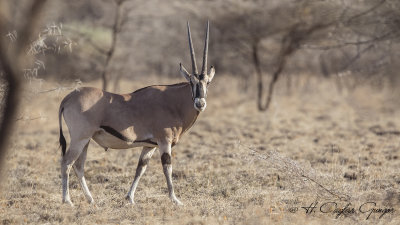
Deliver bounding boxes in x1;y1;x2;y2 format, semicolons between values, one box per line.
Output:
59;104;66;156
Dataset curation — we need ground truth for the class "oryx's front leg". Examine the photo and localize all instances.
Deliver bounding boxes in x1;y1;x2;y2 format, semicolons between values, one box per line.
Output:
159;142;183;205
126;146;156;204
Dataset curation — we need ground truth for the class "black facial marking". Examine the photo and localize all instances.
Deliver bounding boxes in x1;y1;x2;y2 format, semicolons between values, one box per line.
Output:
199;74;205;80
195;84;200;98
161;153;171;165
197;83;205;98
100;125;157;146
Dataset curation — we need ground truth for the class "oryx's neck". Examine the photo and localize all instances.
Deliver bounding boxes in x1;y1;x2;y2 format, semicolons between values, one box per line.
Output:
162;82;200;133
181;85;200;133
128;82;200;134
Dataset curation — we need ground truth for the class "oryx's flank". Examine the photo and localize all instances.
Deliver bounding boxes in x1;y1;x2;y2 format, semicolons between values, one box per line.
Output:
58;21;215;206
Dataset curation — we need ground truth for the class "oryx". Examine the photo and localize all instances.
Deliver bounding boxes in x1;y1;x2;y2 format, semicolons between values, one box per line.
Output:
58;21;215;206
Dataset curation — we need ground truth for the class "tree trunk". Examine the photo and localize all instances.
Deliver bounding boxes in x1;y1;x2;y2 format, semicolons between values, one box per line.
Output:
101;0;124;91
253;40;286;111
0;0;47;179
252;41;264;111
0;62;20;173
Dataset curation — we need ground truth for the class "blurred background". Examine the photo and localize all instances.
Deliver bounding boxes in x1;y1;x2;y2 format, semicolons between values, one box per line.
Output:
3;0;400;96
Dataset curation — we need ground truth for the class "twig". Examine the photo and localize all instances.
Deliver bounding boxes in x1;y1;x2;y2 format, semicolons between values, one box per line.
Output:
369;126;400;136
344;0;387;26
15;116;45;122
302;31;393;50
300;175;349;201
247;146;350;201
35;80;82;94
63;26;108;55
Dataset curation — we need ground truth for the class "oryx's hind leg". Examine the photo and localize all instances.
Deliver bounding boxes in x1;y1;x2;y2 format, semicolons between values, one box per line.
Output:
73;140;94;204
61;138;90;206
159;142;183;205
126;146;156;204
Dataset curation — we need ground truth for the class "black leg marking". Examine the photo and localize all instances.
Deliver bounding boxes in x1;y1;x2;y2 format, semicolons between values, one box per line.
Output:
161;153;171;165
138;158;150;167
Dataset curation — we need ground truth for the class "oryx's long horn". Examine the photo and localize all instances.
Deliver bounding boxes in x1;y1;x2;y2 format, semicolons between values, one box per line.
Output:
187;21;198;75
201;21;209;75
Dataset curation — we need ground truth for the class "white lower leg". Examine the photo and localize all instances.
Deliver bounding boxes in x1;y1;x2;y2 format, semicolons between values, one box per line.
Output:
127;164;147;203
126;147;155;204
77;174;94;203
62;164;73;205
161;150;183;206
81;178;94;203
163;164;182;205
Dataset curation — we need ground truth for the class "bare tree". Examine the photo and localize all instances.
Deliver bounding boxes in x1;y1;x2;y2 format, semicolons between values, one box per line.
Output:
101;0;127;91
0;0;48;177
258;23;333;111
212;0;399;111
214;1;331;111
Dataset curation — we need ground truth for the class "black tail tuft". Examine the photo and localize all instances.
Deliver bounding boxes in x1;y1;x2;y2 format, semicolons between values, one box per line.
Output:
59;107;67;156
59;128;66;156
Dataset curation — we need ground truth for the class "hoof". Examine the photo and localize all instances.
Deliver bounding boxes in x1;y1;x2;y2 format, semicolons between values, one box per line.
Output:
125;195;135;205
62;199;74;207
172;198;183;206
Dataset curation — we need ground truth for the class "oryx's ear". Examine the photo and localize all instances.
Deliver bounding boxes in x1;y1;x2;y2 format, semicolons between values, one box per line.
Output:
208;66;215;83
180;63;191;82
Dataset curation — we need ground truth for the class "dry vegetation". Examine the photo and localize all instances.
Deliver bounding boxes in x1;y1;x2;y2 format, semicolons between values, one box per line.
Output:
0;75;400;224
1;0;400;224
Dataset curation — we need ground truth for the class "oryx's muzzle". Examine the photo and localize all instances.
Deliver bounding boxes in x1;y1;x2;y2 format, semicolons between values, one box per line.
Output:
194;98;206;112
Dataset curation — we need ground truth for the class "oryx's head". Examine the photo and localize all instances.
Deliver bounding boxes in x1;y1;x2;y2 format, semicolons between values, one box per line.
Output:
180;21;216;112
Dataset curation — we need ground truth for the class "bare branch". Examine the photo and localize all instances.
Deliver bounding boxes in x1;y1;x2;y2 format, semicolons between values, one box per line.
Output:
344;0;387;26
302;31;394;50
63;26;108;55
258;23;332;111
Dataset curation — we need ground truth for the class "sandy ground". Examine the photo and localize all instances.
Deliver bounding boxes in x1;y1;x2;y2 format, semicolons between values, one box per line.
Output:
0;75;399;224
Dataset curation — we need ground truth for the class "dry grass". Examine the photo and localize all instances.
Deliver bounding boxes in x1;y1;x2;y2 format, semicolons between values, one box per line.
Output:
0;75;399;224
